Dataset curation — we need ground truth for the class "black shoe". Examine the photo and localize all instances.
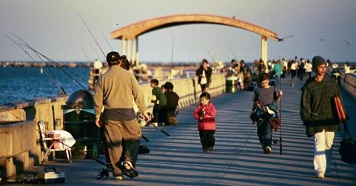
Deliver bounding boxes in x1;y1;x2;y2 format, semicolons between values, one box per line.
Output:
122;161;138;179
203;148;209;152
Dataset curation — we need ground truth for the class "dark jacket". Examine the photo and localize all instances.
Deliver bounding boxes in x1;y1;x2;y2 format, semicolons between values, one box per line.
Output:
164;91;179;110
300;76;341;137
196;66;212;85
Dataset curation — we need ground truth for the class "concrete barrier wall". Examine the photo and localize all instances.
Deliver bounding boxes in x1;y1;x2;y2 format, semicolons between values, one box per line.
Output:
340;71;356;101
0;97;67;179
0;121;37;179
0;74;226;179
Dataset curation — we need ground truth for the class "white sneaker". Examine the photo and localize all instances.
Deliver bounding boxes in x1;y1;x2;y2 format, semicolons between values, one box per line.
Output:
264;146;272;154
149;122;158;127
316;172;325;179
115;176;123;181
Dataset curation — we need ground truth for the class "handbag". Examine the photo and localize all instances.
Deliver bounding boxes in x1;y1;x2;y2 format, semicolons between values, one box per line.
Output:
339;123;356;164
334;96;356;164
269;115;281;132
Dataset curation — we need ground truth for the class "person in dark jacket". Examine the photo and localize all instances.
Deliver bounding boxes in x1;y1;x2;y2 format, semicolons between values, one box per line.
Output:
162;82;179;125
300;55;345;179
196;59;213;93
251;73;283;154
193;92;217;152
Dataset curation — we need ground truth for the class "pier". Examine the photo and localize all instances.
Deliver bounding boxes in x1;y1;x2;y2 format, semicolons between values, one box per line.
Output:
2;73;356;185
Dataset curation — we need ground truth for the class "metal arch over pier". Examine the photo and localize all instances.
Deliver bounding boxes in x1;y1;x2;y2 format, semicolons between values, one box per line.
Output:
111;14;280;64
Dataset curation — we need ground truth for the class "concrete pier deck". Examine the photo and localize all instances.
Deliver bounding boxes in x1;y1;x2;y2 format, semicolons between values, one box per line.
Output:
12;77;356;185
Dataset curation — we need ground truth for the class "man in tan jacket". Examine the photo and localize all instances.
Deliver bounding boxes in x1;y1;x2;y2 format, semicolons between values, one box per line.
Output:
94;51;148;181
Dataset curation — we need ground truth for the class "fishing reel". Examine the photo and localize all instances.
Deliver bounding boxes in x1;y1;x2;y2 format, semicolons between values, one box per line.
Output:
199;109;206;117
136;111;152;127
272;139;279;146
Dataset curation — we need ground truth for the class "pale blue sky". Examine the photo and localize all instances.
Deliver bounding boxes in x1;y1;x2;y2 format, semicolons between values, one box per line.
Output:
0;0;355;63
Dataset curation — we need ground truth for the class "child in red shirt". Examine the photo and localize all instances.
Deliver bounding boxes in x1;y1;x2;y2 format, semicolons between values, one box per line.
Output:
193;92;217;152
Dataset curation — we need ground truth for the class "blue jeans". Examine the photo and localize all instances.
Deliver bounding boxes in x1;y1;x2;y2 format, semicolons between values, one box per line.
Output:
274;74;280;86
257;119;272;148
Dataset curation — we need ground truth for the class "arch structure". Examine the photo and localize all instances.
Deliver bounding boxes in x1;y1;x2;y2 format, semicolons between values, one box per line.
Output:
111;14;280;65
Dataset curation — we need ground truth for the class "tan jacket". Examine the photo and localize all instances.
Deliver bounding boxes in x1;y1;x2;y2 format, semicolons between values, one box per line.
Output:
94;65;146;119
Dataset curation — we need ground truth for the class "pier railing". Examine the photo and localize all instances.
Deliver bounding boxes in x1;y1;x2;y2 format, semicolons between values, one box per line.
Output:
328;66;356;101
0;73;226;179
339;71;356;101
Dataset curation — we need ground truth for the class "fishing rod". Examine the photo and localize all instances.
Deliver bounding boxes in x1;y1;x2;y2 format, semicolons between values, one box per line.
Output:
201;41;216;63
226;43;238;60
78;13;106;58
19;43;89;91
279;57;283;155
6;35;67;95
101;31;113;51
10;33;57;79
169;37;174;81
11;32;89;87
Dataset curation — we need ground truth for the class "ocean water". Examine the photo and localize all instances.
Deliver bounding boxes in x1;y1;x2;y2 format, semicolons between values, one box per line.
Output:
0;67;90;104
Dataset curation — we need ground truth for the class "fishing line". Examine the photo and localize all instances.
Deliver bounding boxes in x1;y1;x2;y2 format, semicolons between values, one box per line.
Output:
78;13;106;58
217;124;257;184
169;37;174;81
226;42;238;60
101;30;113;51
9;32;57;79
279;57;283;155
19;43;88;91
6;35;67;95
201;40;216;62
81;47;92;62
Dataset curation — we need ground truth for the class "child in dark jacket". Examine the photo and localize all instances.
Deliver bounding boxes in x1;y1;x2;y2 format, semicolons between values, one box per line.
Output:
193;92;217;152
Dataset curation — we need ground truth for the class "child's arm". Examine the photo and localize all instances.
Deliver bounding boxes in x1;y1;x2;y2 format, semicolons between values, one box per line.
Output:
193;106;201;120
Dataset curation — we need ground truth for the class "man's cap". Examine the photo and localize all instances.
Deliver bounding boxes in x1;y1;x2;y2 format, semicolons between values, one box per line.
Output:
312;56;326;70
106;51;120;64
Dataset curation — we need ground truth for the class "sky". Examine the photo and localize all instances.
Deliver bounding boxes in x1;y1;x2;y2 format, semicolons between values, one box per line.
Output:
0;0;355;63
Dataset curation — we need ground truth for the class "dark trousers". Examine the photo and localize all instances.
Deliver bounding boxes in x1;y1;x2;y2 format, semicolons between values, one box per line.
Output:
152;104;165;123
257;119;272;148
200;83;210;92
199;130;215;149
160;107;177;124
